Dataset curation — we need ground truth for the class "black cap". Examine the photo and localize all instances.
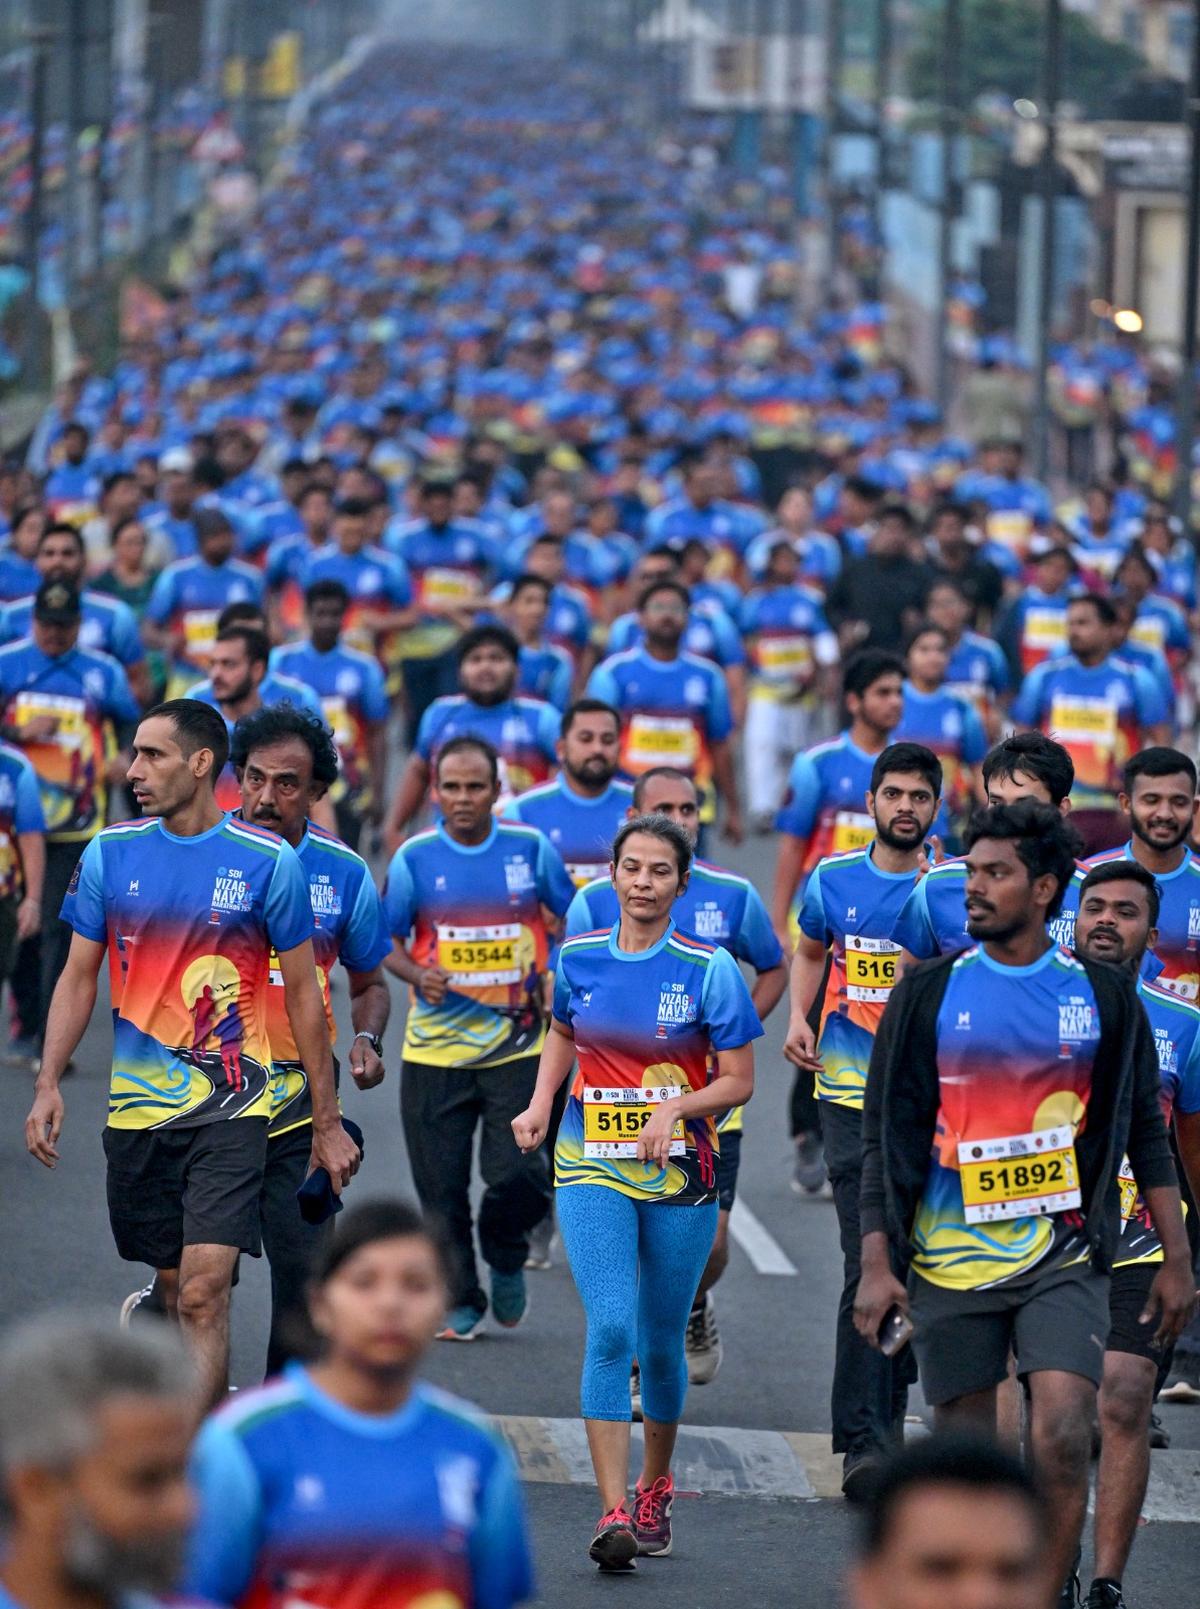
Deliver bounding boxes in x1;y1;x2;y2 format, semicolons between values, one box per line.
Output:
192;507;234;540
33;580;82;625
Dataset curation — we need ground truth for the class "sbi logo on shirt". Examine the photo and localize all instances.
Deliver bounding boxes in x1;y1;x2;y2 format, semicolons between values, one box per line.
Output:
693;902;730;940
210;867;252;913
657;982;697;1029
310;874;342;919
1057;996;1098;1046
504;856;534;896
1154;1027;1180;1076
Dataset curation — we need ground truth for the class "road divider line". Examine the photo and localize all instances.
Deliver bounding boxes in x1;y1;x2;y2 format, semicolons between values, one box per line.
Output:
729;1198;798;1276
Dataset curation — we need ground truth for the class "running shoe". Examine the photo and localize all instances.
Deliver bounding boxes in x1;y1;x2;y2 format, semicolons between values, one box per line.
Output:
437;1304;485;1341
791;1132;829;1196
490;1269;528;1328
589;1502;638;1572
0;1035;38;1069
840;1446;880;1504
1148;1411;1170;1448
1058;1571;1082;1608
524;1214;554;1271
1083;1584;1126;1609
685;1291;723;1384
119;1282;158;1329
1160;1356;1200;1403
630;1361;643;1422
633;1473;674;1556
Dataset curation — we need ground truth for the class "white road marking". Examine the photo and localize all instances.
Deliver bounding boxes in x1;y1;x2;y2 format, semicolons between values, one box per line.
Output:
729;1198;798;1276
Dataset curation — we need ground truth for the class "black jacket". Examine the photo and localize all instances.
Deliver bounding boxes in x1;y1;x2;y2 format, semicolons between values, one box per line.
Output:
859;949;1178;1274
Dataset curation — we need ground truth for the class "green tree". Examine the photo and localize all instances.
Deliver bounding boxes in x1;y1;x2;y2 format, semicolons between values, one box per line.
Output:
908;0;1146;117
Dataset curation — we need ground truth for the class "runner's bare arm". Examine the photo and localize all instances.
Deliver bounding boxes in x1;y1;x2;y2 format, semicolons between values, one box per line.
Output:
277;938;360;1192
25;933;105;1167
384;753;431;853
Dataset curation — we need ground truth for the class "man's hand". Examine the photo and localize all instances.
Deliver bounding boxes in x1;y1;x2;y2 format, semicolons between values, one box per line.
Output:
16;896;40;941
348;1036;384;1091
916;835;944;878
104;754;130;786
637;1101;682;1168
512;1099;552;1153
25;1084;65;1168
416;965;451;1005
853;1264;910;1347
1142;1256;1198;1347
309;1118;361;1194
21;715;58;743
782;1014;822;1073
721;807;744;846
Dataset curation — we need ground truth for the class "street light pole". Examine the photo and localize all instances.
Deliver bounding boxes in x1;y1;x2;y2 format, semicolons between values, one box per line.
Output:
1172;0;1200;525
873;0;890;257
23;29;50;385
1031;0;1062;482
935;0;962;416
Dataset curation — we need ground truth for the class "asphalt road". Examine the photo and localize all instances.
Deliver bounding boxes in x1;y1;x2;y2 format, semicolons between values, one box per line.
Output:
2;824;1198;1606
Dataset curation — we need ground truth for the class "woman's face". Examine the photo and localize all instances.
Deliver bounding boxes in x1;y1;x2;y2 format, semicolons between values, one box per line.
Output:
113;521;147;569
310;1235;446;1372
13;510;43;558
612;831;685;923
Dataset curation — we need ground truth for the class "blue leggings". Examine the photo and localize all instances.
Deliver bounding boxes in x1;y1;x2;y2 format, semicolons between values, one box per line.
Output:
557;1184;718;1423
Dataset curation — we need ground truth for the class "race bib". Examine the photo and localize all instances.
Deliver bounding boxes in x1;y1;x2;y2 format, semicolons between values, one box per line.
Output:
320;695;354;750
566;861;608;889
13;692;88;750
420;567;479;607
844;937;899;1003
1129;616;1165;654
1117;1155;1139;1223
1023;607;1067;654
957;1124;1081;1224
436;922;522;988
183;609;220;659
757;637;813;681
1049;694;1118;748
582;1084;685;1159
625;714;698;772
986;509;1033;554
832;810;874;854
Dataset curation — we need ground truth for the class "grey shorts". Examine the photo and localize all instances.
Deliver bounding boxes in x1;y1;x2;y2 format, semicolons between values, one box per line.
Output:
908;1260;1111;1406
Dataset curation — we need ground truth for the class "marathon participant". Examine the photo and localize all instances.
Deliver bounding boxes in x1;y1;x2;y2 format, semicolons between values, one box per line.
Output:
0;504;43;601
893;732;1077;965
1074;860;1200;1609
604;565;748;716
642;457;749;578
142;508;265;693
894;622;987;846
825;504;933;655
586;580;741;847
0;581;139;1047
383;736;574;1338
387;476;501;733
1012;594;1171;854
502;699;633;890
847;1434;1048;1609
43;422;101;526
387;624;560;846
185;1200;534;1609
25;699;357;1407
770;647;905;936
504;533;593;669
954;438;1052;563
142;446;201;566
264;481;335;639
0;1317;196;1608
565;767;786;1390
995;536;1080;679
0;521;150;705
0;740;44;1062
1113;546;1191;688
922;501;1007;623
298;497;413;674
783;742;942;1495
512;813;761;1571
739;536;840;828
856;801;1194;1609
231;705;390;1375
924;577;1010;735
271;580;390;850
506;573;575;711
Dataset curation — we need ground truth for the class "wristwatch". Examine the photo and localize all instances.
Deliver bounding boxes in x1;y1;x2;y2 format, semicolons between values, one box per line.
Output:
351;1031;383;1057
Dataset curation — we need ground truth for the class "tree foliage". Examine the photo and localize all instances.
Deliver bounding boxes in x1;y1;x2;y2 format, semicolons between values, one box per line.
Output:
907;0;1147;118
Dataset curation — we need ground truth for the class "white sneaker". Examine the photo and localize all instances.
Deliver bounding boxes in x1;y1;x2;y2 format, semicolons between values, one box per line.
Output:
524;1214;555;1270
684;1292;723;1385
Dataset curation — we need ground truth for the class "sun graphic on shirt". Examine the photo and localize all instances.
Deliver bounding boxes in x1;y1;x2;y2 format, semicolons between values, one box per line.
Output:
1033;1090;1087;1135
181;956;241;1019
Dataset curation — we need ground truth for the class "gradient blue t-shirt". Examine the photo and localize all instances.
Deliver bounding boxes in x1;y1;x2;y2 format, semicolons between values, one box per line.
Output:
502;776;633;889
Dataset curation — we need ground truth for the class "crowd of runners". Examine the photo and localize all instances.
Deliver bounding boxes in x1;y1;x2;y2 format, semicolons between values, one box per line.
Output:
2;37;1200;1609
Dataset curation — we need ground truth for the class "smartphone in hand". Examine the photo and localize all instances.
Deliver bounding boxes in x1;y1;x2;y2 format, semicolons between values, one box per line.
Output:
878;1303;914;1358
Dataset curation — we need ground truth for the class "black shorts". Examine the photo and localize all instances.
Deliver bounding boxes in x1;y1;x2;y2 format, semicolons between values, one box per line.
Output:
1107;1261;1167;1363
103;1119;269;1269
716;1129;742;1213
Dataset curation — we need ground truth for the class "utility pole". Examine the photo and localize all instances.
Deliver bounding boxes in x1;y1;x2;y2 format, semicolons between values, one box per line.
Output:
23;29;51;384
935;0;962;416
1172;0;1200;526
872;0;890;256
1031;0;1062;481
821;0;844;302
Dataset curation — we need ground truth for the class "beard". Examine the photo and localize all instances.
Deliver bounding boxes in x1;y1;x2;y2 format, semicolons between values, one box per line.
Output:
874;816;925;852
63;1506;187;1600
565;756;616;788
1130;813;1191;853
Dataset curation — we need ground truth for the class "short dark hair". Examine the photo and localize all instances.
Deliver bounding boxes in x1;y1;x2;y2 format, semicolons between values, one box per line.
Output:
141;698;230;776
843;648;905;701
904;620;949;654
982;732;1074;806
858;1433;1043;1559
878;502;916;531
456;622;519;666
39;521;85;554
560;697;619;738
333;496;372;520
193;505;233;539
1078;858;1161;929
215;624;269;667
313;1198;451;1287
1123;745;1197;795
435;734;499;785
632;767;699;810
928;500;970;528
963;800;1082;920
110;515;144;544
510;573;552;603
611;811;693;879
637;578;690;614
305;578;350;611
216;600;266;633
229;702;340;786
870;741;943;801
1068;591;1117;628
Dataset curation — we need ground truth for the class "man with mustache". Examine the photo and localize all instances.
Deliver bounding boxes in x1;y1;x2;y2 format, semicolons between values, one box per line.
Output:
783;741;943;1498
856;799;1194;1609
0;1317;196;1609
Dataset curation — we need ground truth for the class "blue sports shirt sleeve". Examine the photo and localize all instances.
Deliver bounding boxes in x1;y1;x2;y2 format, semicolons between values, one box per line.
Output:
775;751;821;838
469;1443;536;1609
106;599;145;666
535;701;561;761
552;952;574;1025
360;657;390;722
382;848;417;939
103;662;142;724
705;664;733;742
797;862;829;946
700;944;765;1049
1132;664;1170;727
584;661;619;706
339;871;392;974
183;1417;265;1603
264;841;316;952
891;876;937;959
733;884;784;971
414;703;440;762
563;885;596;940
13;756;46;832
144;568;175;626
61;835;106;939
1009;662;1047;727
535;832;576;917
1175;1017;1200;1115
